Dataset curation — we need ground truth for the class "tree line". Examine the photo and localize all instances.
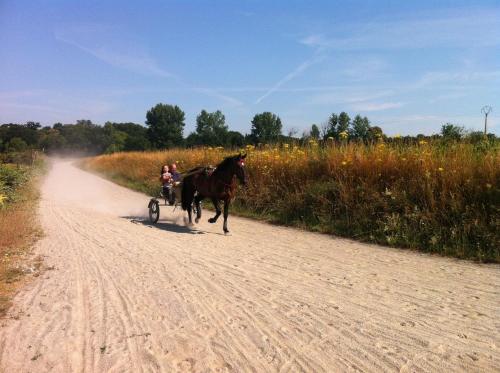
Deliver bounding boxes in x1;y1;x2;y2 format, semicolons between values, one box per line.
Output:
0;103;493;155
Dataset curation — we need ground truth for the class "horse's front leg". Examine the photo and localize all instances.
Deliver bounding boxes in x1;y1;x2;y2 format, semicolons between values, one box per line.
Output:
186;203;193;225
208;198;221;223
194;194;203;223
223;199;230;234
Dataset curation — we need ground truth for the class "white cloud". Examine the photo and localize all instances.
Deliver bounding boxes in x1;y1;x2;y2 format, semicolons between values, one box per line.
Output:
350;102;404;111
56;34;173;78
192;88;243;107
417;71;500;87
254;54;325;104
307;90;394;106
299;9;500;51
55;28;244;106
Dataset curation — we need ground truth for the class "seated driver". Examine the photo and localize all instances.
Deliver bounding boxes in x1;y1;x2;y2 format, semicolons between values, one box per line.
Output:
168;163;181;205
170;163;181;183
160;165;172;198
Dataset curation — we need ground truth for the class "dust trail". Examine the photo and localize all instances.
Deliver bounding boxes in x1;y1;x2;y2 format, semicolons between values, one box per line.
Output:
0;159;498;372
45;158;147;217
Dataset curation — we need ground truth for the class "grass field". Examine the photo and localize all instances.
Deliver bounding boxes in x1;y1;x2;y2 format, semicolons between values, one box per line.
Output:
0;160;44;316
82;140;499;262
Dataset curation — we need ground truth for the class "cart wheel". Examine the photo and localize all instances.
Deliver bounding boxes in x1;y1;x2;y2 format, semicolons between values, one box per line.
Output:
148;199;160;223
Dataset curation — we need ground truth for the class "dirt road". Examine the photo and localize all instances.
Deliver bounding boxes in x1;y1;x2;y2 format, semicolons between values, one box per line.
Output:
0;160;498;372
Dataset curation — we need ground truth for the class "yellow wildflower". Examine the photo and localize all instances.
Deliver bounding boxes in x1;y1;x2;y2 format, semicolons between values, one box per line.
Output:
0;194;6;206
438;167;444;172
486;183;492;189
341;161;347;166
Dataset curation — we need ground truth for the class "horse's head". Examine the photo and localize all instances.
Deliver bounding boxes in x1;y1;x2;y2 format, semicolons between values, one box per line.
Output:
233;153;247;186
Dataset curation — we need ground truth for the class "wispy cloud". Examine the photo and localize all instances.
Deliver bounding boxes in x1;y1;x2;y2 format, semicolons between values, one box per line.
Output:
55;28;245;106
341;58;388;81
0;102;71;116
56;34;174;78
417;70;500;87
350;102;404;112
308;90;394;106
298;9;500;50
192;88;243;107
254;53;325;104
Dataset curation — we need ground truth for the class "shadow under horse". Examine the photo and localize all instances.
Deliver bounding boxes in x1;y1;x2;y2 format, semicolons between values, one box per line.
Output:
181;153;247;234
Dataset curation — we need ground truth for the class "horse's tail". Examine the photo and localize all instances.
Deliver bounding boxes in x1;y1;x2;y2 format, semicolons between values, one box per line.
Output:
181;175;194;211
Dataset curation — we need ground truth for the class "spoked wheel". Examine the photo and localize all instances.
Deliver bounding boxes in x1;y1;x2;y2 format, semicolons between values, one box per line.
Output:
148;198;160;223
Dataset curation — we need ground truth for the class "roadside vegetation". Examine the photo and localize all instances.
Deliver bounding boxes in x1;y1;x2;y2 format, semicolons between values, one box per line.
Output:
82;137;499;263
3;102;498;262
0;152;44;316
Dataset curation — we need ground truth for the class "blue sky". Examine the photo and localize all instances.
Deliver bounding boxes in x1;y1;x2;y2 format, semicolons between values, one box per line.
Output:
1;0;499;136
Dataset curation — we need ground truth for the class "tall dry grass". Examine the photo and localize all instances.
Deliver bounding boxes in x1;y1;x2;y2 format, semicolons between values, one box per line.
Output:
0;163;44;315
82;141;499;262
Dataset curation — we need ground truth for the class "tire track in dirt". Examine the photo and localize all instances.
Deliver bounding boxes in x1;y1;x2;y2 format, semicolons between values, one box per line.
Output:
0;159;498;372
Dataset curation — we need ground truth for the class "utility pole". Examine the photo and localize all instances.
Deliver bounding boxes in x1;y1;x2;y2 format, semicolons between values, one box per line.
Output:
481;106;492;135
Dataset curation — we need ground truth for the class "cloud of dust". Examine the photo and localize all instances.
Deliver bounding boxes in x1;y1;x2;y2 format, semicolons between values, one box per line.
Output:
43;158;148;218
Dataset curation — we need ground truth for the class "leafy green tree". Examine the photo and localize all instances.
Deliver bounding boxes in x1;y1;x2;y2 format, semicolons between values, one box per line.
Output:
338;112;350;134
350;115;371;140
39;129;67;152
0;123;39;146
25;121;41;130
76;119;93;126
441;123;464;141
466;131;487;144
368;126;384;140
105;122;151;151
226;131;245;147
103;124;128;153
185;132;201;148
250;112;282;143
324;112;350;139
310;124;320;139
145;103;185;148
57;121;110;154
6;137;28;152
195;110;228;146
324;113;338;139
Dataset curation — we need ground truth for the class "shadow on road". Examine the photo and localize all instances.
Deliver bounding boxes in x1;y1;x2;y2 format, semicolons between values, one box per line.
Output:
121;216;206;235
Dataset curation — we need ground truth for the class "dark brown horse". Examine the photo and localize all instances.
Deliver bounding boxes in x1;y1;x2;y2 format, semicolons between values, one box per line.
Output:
181;153;247;234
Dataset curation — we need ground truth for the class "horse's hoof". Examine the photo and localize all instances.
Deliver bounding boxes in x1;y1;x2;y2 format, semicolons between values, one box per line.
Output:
224;230;229;235
195;218;199;224
208;218;216;223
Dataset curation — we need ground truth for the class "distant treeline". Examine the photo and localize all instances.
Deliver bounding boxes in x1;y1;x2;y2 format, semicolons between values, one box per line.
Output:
0;103;496;155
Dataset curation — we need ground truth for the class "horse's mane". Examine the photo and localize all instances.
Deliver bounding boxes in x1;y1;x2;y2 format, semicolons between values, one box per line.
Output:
213;155;237;175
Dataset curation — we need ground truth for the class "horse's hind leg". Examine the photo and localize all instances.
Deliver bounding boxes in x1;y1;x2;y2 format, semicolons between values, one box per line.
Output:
208;198;221;223
194;194;202;223
223;199;230;234
186;204;193;225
